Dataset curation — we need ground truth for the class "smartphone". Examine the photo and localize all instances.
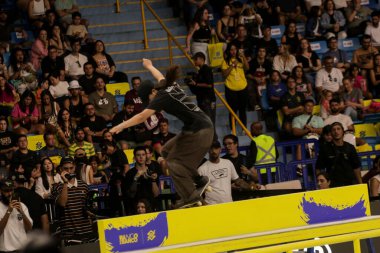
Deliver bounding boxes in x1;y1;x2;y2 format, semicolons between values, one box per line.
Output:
11;192;19;202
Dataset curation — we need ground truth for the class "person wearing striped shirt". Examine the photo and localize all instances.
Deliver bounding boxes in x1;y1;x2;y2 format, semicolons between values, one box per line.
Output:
68;127;95;158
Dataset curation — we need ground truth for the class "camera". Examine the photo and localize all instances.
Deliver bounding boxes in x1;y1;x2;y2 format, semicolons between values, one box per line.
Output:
65;173;76;180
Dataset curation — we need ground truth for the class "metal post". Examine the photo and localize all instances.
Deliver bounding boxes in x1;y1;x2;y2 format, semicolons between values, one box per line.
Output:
115;0;120;13
140;0;149;49
353;239;362;253
231;116;236;136
168;34;173;65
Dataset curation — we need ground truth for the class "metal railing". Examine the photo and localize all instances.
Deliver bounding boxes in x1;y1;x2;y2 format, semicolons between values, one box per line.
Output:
139;0;253;138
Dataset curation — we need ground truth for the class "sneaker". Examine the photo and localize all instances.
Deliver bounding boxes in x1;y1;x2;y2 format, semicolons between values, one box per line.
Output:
173;195;202;209
193;175;210;189
255;105;262;111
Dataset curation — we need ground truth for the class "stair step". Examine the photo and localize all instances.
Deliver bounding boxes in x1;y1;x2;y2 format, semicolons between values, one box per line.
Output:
78;0;165;9
110;46;186;61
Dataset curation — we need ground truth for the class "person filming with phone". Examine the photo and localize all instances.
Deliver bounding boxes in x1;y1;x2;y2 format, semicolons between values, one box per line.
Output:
0;179;33;252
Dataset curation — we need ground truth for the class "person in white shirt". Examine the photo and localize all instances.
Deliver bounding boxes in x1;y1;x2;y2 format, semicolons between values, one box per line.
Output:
0;179;33;252
64;39;87;80
365;12;380;48
324;98;354;131
315;56;343;94
198;141;256;205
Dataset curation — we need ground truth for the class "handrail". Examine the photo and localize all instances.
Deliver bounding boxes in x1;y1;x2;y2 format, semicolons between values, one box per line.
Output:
140;0;253;139
115;0;120;13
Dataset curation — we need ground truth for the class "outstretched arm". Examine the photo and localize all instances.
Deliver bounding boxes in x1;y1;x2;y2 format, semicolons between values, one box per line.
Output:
142;58;165;82
110;109;156;134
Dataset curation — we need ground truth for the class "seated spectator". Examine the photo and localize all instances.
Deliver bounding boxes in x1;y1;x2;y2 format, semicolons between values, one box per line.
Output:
57;108;76;147
296;38;321;80
8;48;38;94
135;199;152;215
42;10;60;38
89;40;128;83
370;53;380;97
291;66;313;100
231;24;255;61
0;9;13;53
0;54;9;80
280;76;305;135
66;12;88;40
27;0;50;29
254;0;276;26
124;76;143;113
78;62;98;95
51;156;94;241
145;145;160;176
88;76;118;122
39;89;60;129
320;89;333;120
35;157;61;199
30;29;49;71
267;70;287;110
317;172;331;189
38;132;65;159
54;0;80;28
323;37;350;73
0;179;33;252
199;141;253;205
345;0;373;37
324;98;354;132
0;117;17;170
352;35;378;77
0;74;18;117
257;25;278;61
305;6;324;41
216;4;236;43
152;118;176;156
321;0;347;39
273;44;298;81
365;11;380;49
89;155;108;184
281;20;302;54
11;134;40;169
41;45;65;79
275;0;306;25
238;6;263;38
64;39;88;80
112;100;137;147
80;103;107;144
12;172;49;232
124;146;159;214
101;140;129;175
186;7;213;64
361;156;380;197
64;80;88;124
11;90;44;134
68;127;96;158
49;24;69;56
315;56;343;95
348;64;371;99
342;77;364;121
74;148;94;185
48;71;69;104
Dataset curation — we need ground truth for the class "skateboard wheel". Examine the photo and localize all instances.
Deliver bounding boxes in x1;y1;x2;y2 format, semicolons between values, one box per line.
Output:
206;186;212;192
196;201;202;206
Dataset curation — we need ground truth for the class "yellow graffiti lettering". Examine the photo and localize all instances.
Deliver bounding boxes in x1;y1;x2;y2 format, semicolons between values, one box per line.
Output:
119;233;139;245
147;230;156;241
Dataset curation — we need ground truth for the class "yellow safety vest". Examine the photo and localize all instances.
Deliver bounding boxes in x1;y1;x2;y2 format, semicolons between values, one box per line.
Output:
253;135;276;174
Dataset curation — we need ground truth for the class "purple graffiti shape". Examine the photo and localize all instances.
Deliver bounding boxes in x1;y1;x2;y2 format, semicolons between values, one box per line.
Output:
299;195;367;224
104;212;169;252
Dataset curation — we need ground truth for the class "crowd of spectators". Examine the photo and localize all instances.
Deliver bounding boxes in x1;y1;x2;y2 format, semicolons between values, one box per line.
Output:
0;0;380;250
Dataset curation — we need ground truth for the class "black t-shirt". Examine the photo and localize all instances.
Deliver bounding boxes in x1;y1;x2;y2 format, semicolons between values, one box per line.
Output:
248;58;273;77
147;83;213;132
296;52;320;69
280;91;305;121
257;38;278;58
222;153;252;181
152;132;176;147
78;74;98;95
15;187;47;230
193;64;216;102
231;37;255;58
41;56;65;76
80;116;107;143
112;110;136;142
316;142;361;187
0;131;17;151
11;150;40;168
110;149;129;172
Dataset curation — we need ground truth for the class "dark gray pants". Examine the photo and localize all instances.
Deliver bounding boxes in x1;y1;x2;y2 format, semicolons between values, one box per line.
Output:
162;128;214;200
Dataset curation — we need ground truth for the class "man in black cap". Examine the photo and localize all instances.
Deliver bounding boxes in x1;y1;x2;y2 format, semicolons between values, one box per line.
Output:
51;157;93;241
0;179;33;252
111;59;214;208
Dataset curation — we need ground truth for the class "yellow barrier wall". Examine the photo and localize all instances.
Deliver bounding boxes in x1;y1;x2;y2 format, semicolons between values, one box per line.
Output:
97;184;370;252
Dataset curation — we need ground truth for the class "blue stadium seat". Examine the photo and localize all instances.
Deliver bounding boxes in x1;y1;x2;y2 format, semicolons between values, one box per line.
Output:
271;25;285;40
310;41;328;54
10;31;35;46
115;95;125;111
338;38;360;52
296;23;305;36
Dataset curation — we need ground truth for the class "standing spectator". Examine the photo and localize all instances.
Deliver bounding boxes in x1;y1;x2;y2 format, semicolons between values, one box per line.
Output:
321;0;347;39
35;157;62;199
27;0;51;29
199;141;252;205
41;45;65;79
342;77;364;121
66;12;88;40
64;39;87;80
221;42;249;127
52;157;94;241
352;35;378;76
257;25;278;61
89;40;128;83
0;74;18;118
231;24;255;61
80;103;107;144
68;127;96;158
275;0;306;25
49;24;69;56
78;62;98;95
281;20;302;54
316;122;362;187
345;0;372;37
54;0;79;28
30;29;49;71
216;4;236;43
323;37;350;73
273;44;298;80
124;76;143;113
88;76;118;122
0;179;33;252
365;12;380;48
186;7;213;64
315;56;343;95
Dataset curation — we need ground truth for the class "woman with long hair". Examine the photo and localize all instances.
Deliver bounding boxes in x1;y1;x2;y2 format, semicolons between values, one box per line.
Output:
222;42;249;127
0;74;18;117
281;20;302;54
35;157;61;199
317;172;331;189
216;4;236;43
39;89;60;129
348;64;371;99
30;28;49;71
89;40;128;83
342;77;364;121
320;0;347;39
291;66;313;100
305;6;324;41
273;44;298;80
89;155;109;184
296;38;321;78
11;90;44;134
49;24;69;56
56;108;76;147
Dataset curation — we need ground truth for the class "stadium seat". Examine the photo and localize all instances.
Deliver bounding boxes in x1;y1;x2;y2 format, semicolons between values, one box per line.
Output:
310;40;328;54
354;123;377;138
276;109;284;130
123;149;135;165
270;25;285;40
10;31;34;45
27;134;45;151
260;89;272;111
296;23;305;36
115;95;125;111
338;38;360;52
106;82;130;96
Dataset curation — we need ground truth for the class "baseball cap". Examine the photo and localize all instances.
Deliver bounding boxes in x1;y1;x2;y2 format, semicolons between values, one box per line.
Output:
60;156;75;166
138;80;154;106
68;80;82;90
210;141;221;149
0;179;14;191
